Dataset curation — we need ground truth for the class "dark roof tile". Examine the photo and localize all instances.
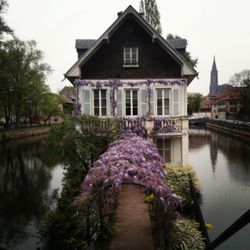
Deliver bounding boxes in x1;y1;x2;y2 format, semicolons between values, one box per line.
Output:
75;39;96;49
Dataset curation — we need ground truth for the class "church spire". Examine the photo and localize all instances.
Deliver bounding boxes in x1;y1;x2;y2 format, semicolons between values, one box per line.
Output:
209;56;218;95
212;56;217;72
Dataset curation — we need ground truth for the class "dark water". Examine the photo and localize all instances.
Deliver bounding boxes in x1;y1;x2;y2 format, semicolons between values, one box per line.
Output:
189;129;250;250
0;136;65;250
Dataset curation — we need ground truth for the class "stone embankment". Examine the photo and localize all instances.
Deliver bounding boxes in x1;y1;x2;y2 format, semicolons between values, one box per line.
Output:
206;119;250;141
0;126;50;142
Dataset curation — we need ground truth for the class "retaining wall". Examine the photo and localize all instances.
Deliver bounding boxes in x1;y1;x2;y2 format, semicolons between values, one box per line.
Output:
206;120;250;141
0;126;50;142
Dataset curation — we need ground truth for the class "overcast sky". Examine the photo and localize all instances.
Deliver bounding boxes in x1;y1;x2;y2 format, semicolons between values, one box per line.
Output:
5;0;250;95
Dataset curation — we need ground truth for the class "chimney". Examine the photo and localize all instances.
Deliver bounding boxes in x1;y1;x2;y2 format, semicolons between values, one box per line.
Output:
117;11;123;17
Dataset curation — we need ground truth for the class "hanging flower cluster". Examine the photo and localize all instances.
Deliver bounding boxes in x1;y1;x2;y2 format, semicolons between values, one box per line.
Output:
153;117;176;133
80;132;181;208
74;79;187;88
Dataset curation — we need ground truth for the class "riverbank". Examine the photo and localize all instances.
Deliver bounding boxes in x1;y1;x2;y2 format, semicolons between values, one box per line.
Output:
205;119;250;141
0;126;51;142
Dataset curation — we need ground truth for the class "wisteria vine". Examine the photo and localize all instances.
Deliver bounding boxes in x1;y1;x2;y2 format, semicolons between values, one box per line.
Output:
80;132;181;208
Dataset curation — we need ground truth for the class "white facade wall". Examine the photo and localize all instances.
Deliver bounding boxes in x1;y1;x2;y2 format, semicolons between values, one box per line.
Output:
78;82;187;118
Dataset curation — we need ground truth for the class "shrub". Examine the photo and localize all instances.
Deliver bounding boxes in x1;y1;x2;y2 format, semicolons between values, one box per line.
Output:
170;217;205;250
40;115;121;249
165;165;201;208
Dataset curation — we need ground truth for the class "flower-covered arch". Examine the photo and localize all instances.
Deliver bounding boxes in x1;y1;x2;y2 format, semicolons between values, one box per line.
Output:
80;131;181;208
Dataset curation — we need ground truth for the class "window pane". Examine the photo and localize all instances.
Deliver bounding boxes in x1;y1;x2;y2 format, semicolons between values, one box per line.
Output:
94;90;99;99
101;108;106;116
164;106;169;115
101;99;106;107
164;89;169;98
125;90;131;99
94;108;99;116
164;139;171;149
101;90;106;98
157;89;162;98
157;139;163;148
164;98;169;115
126;107;131;116
157;99;162;107
133;108;138;115
94;99;99;107
157;107;162;116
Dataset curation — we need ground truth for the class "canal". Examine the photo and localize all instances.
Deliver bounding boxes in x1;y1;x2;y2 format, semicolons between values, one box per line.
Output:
189;129;250;250
0;129;249;249
0;135;65;250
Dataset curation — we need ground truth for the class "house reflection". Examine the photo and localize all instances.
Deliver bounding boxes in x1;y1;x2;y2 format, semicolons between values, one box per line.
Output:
155;137;182;165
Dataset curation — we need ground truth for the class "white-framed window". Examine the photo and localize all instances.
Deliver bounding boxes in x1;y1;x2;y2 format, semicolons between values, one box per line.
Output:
156;138;171;163
156;88;170;116
125;89;138;116
93;89;107;116
123;47;138;67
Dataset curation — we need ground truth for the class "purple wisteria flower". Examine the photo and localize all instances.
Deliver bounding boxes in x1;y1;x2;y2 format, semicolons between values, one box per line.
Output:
80;132;181;208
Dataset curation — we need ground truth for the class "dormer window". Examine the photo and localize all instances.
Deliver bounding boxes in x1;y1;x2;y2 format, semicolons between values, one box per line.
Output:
123;47;139;67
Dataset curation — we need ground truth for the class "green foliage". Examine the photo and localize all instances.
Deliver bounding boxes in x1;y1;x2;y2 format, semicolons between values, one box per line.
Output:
139;0;162;34
0;0;12;40
171;217;205;250
47;116;122;168
166;34;182;39
167;33;198;68
40;116;122;249
188;94;202;116
39;93;62;125
165;165;201;208
0;37;52;128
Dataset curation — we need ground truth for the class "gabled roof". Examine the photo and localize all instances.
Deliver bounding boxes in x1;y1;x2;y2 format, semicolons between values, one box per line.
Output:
76;38;187;50
65;5;197;83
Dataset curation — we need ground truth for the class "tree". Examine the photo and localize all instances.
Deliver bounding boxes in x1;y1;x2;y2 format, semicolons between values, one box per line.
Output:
39;93;62;125
187;94;202;116
0;37;51;128
139;0;162;34
0;0;12;40
167;33;198;68
229;70;250;120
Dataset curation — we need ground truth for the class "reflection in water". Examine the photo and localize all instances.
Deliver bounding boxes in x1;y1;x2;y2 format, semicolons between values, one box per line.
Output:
0;136;64;250
189;129;250;250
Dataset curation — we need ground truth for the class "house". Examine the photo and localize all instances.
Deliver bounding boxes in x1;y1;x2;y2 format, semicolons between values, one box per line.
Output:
65;5;197;165
199;97;212;118
211;87;242;120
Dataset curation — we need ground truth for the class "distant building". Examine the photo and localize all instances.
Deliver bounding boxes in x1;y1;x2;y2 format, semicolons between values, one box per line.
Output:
209;57;230;96
211;87;242;120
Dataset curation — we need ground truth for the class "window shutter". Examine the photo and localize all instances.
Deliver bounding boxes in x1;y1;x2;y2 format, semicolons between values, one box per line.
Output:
141;89;147;116
116;89;123;116
83;89;90;115
150;89;154;116
173;89;180;117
